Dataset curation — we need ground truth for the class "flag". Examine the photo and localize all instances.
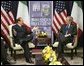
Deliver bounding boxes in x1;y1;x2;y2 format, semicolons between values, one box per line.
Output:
52;1;67;34
1;1;30;45
1;1;18;45
16;1;31;31
71;1;83;38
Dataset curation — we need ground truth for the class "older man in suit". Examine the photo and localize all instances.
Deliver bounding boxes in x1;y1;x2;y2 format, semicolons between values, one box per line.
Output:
12;17;33;63
57;16;77;58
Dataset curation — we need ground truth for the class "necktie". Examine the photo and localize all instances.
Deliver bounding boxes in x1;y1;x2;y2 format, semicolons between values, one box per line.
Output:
66;25;70;34
68;24;70;29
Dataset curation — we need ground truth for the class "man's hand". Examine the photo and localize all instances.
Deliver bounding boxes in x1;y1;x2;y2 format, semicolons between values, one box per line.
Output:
65;34;71;37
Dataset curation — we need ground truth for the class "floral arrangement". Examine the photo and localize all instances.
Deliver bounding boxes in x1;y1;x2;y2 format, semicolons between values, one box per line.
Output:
37;31;47;38
32;26;47;38
42;46;62;65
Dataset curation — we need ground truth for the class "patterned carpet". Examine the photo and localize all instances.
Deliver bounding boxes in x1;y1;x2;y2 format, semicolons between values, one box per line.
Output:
64;48;83;65
7;47;83;65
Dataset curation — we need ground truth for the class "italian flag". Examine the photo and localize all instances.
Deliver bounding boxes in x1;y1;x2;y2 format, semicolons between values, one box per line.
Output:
71;1;83;38
17;1;31;30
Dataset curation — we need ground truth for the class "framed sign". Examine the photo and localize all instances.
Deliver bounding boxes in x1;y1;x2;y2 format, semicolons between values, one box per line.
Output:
30;1;52;38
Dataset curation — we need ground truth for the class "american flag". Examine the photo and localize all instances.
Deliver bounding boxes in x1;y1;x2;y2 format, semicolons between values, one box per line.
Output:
52;1;67;34
1;1;18;44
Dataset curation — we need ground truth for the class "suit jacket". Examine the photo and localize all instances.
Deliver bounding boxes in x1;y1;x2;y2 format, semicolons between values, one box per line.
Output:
12;24;33;44
59;23;77;43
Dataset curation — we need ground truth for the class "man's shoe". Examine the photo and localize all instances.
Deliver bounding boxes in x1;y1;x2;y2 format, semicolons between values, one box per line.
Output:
26;59;34;63
28;60;34;63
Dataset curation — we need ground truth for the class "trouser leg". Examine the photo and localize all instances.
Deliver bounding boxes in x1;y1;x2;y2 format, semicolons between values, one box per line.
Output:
20;42;31;61
57;42;64;53
57;36;73;59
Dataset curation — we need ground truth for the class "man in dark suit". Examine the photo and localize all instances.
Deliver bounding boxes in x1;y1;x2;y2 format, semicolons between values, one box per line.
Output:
57;16;77;58
12;17;33;63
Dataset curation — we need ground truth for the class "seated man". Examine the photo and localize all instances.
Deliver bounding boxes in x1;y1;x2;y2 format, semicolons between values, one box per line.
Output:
57;16;77;58
12;17;33;63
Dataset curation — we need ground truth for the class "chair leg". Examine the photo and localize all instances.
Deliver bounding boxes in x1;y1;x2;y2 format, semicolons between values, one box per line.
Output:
10;49;13;57
75;48;77;55
71;49;73;60
55;47;58;54
53;47;57;54
14;50;16;61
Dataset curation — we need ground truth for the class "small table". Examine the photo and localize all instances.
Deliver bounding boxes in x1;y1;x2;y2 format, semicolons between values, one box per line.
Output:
34;37;51;48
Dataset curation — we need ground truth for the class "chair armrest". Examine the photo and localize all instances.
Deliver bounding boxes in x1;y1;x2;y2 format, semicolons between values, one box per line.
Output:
28;42;35;48
52;42;59;47
66;35;78;49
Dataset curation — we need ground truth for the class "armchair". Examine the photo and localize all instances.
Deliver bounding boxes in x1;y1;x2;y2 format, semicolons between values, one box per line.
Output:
8;24;35;61
52;24;78;60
